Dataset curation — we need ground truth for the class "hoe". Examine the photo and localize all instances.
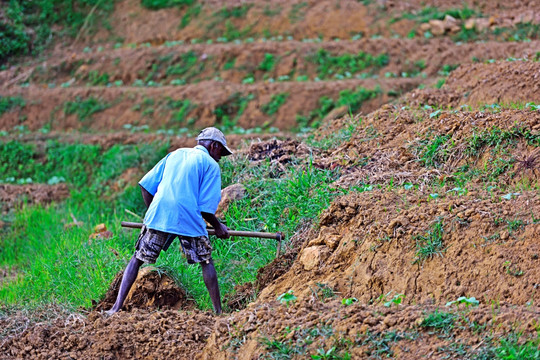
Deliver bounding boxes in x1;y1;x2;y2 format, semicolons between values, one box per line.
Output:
121;221;283;258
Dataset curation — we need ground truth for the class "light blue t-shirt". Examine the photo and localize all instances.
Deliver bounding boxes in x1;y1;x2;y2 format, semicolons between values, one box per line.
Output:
139;145;222;237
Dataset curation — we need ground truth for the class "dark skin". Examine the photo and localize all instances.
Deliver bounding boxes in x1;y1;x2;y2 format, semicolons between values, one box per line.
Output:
106;140;229;316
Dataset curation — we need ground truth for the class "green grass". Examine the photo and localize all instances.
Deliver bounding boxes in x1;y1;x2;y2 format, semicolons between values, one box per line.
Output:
496;333;540;359
0;96;26;116
297;86;381;129
1;0;115;64
413;218;445;263
307;49;389;79
0;141;169;308
63;96;110;123
214;92;254;131
261;93;289;116
420;310;455;332
0;139;349;311
258;53;277;72
141;0;194;10
393;6;480;24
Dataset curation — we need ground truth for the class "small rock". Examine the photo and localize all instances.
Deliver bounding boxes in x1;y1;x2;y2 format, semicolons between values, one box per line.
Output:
299;246;322;271
216;183;246;218
429;19;446;36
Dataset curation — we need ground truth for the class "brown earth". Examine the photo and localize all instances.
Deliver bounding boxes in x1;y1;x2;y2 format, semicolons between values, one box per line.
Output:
95;267;197;313
97;0;540;45
1;1;540;359
0;184;70;213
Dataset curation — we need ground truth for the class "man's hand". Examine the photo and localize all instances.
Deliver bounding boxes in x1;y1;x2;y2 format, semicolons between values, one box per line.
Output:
213;222;230;239
201;212;230;239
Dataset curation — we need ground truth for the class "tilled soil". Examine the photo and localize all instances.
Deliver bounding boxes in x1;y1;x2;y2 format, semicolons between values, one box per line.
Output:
1;309;215;360
1;1;540;359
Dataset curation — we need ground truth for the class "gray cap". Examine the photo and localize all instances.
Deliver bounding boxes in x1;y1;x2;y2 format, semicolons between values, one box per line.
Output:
196;127;233;156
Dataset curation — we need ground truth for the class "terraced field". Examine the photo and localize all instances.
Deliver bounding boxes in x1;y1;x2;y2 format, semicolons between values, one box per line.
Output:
1;0;539;359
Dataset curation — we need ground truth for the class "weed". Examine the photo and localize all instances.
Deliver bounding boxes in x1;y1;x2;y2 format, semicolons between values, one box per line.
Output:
307;49;389;79
262;93;289;116
277;290;297;307
63;96;109;123
214;93;254;131
445;296;480;309
358;330;407;358
165;51;205;82
259;53;277;72
310;282;336;302
503;261;524;277
0;96;25;115
413;218;445;263
86;70;110;86
179;3;202;29
289;2;308;23
141;0;194;10
415;134;451;168
420;310;455;332
496;332;540;359
168;99;196;125
215;4;253;19
341;298;358;306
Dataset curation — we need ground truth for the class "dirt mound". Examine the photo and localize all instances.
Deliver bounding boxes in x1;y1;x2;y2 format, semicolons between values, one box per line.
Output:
406;60;540;108
258;186;540;307
199;299;539;359
0;184;70;213
1;308;214;360
95;267;196;312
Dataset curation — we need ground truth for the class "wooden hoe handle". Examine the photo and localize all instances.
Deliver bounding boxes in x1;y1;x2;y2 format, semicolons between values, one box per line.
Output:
121;221;283;257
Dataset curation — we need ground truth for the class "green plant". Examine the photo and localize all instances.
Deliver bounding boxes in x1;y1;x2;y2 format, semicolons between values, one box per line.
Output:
289;2;308;23
384;293;404;307
179;3;201;28
277;290;297;307
307;49;389;79
63;96;110;122
496;333;540;359
168;98;195;125
416;134;451;168
141;0;194;10
0;96;26;115
420;310;455;332
214;93;254;130
258;53;277;72
445;296;480;308
413;218;445;263
341;297;358;306
262;93;289;116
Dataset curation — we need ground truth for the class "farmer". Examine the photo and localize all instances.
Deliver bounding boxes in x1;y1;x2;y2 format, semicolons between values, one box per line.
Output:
106;127;232;316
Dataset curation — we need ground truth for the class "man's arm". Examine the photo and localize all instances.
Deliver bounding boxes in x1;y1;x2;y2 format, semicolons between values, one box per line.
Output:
201;212;230;239
140;185;154;208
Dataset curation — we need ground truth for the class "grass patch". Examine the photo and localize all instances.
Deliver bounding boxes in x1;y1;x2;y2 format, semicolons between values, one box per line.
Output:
1;0;115;64
63;96;110;123
393;6;480;24
0;141;169;308
0;96;26;116
0;138;350;311
141;0;194;10
307;49;389;79
297;86;381;129
413;218;445;263
214;92;254;131
261;93;289;116
420;310;455;332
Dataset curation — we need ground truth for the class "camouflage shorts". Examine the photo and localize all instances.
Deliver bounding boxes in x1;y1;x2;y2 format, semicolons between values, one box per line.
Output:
135;225;213;264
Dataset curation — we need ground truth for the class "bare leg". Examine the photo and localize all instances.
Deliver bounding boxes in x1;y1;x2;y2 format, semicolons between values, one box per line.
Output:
200;260;222;314
106;255;144;315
